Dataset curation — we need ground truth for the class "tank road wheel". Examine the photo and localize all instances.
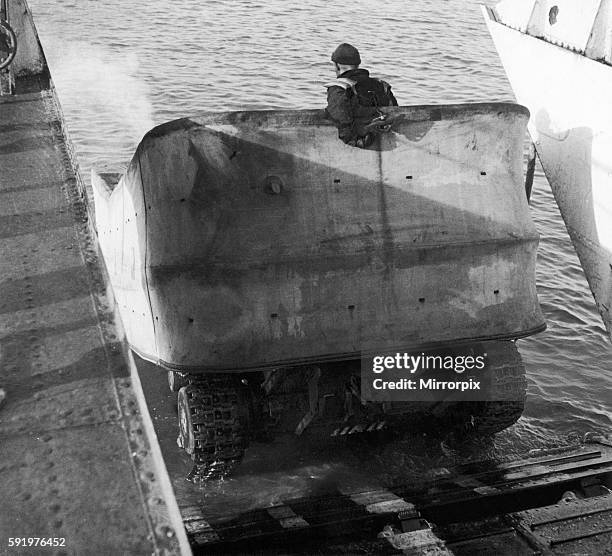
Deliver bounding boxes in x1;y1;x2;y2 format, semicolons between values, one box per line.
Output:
449;341;528;436
177;376;248;481
167;370;188;393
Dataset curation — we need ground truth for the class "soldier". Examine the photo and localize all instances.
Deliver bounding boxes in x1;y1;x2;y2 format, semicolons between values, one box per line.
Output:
325;43;398;148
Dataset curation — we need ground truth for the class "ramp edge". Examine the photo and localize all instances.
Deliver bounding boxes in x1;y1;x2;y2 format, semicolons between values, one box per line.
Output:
39;66;192;556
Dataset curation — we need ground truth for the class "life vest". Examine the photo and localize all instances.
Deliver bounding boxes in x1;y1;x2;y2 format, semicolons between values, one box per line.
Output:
334;76;396;111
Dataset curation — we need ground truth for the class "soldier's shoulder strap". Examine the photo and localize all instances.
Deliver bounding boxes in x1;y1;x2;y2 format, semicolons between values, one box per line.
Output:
324;77;357;90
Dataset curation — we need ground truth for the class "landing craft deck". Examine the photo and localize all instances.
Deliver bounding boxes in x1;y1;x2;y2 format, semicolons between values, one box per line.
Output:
0;1;188;553
183;442;612;554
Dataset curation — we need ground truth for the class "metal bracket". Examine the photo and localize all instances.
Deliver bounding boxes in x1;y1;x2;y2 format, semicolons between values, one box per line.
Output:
294;366;321;435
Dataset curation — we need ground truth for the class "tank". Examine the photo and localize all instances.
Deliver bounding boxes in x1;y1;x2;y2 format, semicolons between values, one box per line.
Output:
92;103;545;479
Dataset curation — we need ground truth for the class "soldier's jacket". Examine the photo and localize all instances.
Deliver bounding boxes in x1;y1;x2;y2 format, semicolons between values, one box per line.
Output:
325;68;398;144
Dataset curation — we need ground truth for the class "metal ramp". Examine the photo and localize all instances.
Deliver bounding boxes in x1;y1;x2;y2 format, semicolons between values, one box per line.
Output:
0;0;189;553
180;441;612;554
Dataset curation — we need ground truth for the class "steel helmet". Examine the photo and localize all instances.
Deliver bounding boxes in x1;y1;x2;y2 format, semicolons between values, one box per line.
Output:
331;43;361;65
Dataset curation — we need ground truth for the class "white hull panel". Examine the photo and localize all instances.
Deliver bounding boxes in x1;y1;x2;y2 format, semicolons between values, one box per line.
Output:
484;6;612;339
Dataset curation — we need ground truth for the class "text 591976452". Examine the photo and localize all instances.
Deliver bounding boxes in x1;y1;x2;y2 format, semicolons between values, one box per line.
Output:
8;538;66;548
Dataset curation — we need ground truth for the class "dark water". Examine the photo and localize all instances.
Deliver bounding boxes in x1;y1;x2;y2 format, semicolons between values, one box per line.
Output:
28;0;611;517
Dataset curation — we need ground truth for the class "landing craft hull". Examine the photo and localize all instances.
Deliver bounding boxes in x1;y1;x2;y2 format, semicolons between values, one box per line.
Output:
92;104;544;372
483;1;612;339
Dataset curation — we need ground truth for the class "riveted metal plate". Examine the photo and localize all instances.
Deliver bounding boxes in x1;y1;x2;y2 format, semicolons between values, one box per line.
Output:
0;378;119;437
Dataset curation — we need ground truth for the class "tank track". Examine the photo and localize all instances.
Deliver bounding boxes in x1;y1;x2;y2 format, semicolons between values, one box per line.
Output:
172;342;527;480
451;341;527;436
177;375;247;482
467;398;526;435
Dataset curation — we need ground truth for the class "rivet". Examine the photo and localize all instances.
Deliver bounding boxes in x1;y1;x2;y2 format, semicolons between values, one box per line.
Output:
158;525;175;538
264;175;283;195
